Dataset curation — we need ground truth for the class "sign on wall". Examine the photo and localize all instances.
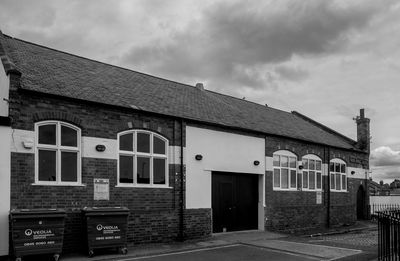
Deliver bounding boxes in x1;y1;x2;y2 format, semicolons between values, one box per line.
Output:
316;191;322;204
94;178;109;200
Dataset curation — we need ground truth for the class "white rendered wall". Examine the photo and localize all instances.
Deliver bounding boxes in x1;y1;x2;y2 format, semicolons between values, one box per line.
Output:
185;126;265;209
0;65;9;117
0;126;11;255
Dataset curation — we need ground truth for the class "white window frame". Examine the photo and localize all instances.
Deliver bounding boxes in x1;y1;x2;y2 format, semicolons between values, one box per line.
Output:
117;130;169;188
34;121;82;186
272;150;297;191
330;158;347;192
301;154;323;191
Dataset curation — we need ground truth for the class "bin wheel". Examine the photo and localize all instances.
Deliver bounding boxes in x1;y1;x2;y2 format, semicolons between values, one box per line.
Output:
121;247;128;255
88;250;94;257
54;254;60;261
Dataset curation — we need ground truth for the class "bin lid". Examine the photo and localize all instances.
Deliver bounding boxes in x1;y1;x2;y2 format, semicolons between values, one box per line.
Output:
10;208;66;218
82;206;129;215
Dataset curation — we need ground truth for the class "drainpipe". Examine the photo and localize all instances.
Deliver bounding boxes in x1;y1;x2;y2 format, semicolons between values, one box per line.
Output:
326;147;331;228
179;119;185;241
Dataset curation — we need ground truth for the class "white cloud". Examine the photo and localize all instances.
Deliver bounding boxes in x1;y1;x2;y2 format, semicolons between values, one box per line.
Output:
1;0;400;179
371;146;400;167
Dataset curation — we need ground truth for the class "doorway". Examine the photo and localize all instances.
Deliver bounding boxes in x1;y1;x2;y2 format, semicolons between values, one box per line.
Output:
357;185;365;220
212;172;259;233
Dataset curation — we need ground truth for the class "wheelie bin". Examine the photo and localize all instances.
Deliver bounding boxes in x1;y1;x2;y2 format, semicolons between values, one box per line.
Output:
10;208;66;261
82;207;129;257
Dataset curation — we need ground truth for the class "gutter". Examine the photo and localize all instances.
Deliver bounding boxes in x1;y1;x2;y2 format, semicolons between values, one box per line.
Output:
179;119;185;241
326;146;331;228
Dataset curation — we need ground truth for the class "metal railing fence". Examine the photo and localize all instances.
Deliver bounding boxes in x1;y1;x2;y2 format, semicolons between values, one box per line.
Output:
377;210;400;261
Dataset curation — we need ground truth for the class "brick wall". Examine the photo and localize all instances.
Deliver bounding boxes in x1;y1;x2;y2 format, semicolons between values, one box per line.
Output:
8;87;191;253
184;209;212;239
265;135;369;232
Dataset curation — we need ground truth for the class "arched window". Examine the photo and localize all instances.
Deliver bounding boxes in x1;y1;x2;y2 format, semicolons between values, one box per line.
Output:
302;155;322;191
273;150;297;190
330;158;347;192
118;130;168;187
35;121;81;185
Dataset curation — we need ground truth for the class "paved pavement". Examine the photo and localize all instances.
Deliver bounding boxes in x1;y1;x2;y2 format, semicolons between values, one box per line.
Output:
40;221;378;261
117;245;322;261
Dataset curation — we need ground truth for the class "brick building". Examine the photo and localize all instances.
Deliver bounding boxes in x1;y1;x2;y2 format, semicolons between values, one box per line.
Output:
0;32;370;257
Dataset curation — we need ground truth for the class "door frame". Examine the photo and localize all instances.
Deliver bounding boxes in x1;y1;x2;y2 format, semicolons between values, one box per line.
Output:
211;171;264;233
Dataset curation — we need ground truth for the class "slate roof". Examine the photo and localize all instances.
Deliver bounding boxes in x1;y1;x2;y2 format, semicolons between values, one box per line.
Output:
0;33;360;150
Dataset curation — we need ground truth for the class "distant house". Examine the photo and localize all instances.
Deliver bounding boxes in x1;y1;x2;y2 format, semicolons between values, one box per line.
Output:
0;31;370;256
369;180;390;196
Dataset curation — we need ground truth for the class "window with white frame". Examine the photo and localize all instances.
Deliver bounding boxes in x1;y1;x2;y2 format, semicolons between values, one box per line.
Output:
330;159;347;192
273;151;297;190
302;155;322;191
118;130;168;187
35;121;81;185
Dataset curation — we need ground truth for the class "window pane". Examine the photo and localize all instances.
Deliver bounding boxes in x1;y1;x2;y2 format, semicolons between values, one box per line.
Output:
316;172;322;189
38;150;56;181
39;124;56;145
316;160;321;171
153;158;166;184
309;160;315;170
302;171;308;188
309;171;315;189
302;159;308;170
153;136;166;154
273;155;280;167
330;174;335;189
281;156;288;167
336;173;341;190
281;168;289;188
330;162;334;172
342;175;346;190
290;170;296;188
137;133;150;153
273;169;280;187
61;126;77;147
61;152;77;182
341;164;346;173
335;163;340;172
119;155;133;183
137;157;150;184
289;157;296;168
120;133;133;151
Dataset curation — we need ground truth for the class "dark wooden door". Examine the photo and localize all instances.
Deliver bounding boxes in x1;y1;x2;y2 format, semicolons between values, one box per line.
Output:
212;172;258;233
357;185;365;219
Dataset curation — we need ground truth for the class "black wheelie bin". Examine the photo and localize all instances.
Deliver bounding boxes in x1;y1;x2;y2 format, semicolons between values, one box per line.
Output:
82;207;129;257
10;208;66;261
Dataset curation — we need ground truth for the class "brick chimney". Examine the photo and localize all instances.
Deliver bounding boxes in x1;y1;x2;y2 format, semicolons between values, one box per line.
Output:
356;108;370;152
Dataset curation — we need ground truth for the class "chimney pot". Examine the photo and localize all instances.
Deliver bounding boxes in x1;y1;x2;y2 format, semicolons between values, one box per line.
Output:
195;83;204;90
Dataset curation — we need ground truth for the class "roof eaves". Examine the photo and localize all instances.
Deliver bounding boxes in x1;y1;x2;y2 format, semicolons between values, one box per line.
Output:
0;31;21;76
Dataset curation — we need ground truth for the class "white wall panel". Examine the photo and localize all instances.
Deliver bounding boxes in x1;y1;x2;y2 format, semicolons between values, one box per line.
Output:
0;126;11;255
186;126;265;209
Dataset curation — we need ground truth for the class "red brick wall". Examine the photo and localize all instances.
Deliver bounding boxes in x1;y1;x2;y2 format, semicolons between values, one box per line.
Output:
8;87;191;253
265;136;369;232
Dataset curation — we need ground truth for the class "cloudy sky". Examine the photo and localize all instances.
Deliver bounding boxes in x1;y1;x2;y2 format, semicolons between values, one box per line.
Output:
1;0;399;183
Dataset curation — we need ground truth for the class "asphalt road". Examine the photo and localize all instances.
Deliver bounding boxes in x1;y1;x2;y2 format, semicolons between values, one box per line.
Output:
116;244;320;261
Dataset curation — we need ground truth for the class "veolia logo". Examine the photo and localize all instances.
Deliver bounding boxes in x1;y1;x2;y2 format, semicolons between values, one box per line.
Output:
25;229;33;236
96;224;118;231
